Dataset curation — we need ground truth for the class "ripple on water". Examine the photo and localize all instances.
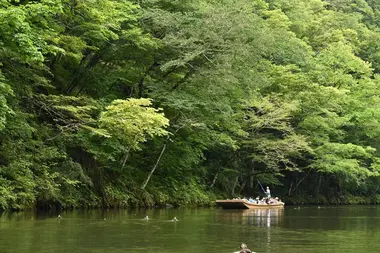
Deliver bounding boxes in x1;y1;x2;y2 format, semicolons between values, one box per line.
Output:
1;207;380;253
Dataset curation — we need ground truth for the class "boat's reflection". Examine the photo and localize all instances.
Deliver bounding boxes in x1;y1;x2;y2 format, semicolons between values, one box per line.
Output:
218;208;284;227
247;208;284;227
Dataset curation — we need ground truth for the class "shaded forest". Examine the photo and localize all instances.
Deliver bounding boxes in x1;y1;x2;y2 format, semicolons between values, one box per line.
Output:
2;0;380;209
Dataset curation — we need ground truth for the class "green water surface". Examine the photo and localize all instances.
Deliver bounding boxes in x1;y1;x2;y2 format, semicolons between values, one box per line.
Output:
1;206;380;253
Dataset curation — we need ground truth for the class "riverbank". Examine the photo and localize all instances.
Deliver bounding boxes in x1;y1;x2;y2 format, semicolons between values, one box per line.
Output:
4;188;380;211
284;194;380;205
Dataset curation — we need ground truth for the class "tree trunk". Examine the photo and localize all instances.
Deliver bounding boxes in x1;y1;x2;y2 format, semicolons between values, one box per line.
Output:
231;176;239;197
140;142;167;190
65;50;103;95
140;125;184;190
239;179;247;195
138;62;157;98
288;180;293;196
316;174;322;195
209;172;219;188
290;170;311;195
121;146;132;169
171;69;195;91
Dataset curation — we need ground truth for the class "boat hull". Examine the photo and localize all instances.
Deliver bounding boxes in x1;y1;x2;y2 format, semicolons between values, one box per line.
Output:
216;200;284;209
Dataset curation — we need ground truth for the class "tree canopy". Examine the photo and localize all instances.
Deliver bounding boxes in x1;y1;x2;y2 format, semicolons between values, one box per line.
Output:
2;0;380;209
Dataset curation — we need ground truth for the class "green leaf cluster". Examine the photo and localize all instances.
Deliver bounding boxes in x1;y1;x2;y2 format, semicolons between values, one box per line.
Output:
3;0;380;209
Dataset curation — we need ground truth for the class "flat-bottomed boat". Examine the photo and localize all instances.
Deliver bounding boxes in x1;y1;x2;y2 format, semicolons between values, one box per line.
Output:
216;199;284;209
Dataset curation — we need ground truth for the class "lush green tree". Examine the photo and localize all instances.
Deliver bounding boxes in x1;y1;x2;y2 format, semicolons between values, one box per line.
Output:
4;0;380;209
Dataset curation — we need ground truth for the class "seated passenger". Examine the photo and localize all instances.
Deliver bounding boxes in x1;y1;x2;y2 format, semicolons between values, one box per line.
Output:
240;243;252;253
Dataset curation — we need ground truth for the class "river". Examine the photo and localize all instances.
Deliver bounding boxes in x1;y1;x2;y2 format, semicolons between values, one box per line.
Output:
1;206;380;252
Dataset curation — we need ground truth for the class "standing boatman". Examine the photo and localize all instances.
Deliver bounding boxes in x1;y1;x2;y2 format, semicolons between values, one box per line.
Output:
265;186;271;198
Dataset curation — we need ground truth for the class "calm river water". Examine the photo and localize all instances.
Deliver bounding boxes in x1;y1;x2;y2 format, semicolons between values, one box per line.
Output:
1;206;380;253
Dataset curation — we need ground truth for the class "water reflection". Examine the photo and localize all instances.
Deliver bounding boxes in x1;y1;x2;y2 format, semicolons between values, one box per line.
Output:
217;208;284;227
2;207;380;253
245;208;284;227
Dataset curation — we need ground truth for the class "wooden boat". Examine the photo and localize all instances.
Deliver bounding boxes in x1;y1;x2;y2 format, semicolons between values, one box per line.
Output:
216;199;284;209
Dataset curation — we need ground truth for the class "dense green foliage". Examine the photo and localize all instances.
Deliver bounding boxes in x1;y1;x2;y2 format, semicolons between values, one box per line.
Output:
3;0;380;209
